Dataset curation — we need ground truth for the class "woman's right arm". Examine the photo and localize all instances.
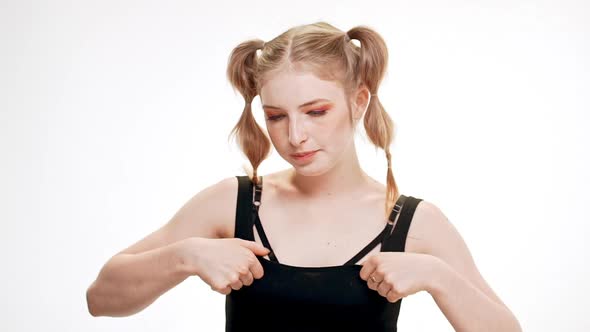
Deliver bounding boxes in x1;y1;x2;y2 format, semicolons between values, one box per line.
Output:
86;177;238;317
86;238;199;317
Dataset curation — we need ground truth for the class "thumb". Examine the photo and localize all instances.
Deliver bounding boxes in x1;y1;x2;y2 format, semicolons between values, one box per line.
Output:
239;239;271;256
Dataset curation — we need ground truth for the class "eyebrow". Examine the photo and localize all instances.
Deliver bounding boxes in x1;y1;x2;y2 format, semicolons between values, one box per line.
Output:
262;98;332;110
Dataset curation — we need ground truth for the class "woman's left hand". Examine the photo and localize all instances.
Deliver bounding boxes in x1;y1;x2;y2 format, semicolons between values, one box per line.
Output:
359;252;445;303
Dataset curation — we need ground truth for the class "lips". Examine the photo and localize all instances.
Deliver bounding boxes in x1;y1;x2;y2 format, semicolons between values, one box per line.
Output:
291;150;318;157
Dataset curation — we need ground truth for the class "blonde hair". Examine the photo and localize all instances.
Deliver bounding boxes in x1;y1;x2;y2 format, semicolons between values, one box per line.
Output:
226;21;399;216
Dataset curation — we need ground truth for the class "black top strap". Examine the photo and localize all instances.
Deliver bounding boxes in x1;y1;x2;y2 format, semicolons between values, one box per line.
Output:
343;195;407;265
234;176;256;240
234;175;279;262
251;176;279;262
382;196;423;252
236;174;422;263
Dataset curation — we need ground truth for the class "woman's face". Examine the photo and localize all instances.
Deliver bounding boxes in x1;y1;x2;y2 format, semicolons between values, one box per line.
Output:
259;69;365;176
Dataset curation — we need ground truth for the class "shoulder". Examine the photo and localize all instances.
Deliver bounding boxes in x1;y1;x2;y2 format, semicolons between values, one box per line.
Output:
201;176;240;202
405;198;474;273
405;199;457;255
214;171;285;238
194;176;240;239
406;198;511;309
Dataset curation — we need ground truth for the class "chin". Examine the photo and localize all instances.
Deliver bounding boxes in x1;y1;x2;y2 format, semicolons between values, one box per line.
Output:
290;162;334;177
281;151;340;177
292;167;325;177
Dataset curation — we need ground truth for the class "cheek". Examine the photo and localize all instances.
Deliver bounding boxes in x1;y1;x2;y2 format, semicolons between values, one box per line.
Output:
266;127;288;151
320;115;352;142
266;126;282;139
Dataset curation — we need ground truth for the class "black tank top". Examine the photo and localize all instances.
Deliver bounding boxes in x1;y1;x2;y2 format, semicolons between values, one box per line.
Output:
225;175;423;332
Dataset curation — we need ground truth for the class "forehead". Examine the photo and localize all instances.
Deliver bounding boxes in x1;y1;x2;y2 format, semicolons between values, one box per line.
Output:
260;69;345;108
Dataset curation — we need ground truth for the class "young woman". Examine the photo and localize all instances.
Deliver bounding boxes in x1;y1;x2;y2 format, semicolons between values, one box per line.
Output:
86;22;522;331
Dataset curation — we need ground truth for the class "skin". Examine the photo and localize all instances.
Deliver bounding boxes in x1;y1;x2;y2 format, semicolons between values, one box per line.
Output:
242;66;523;331
255;67;387;267
85;59;521;329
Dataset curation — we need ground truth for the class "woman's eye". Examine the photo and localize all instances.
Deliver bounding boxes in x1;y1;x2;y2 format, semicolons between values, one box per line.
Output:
266;110;326;122
307;110;327;116
267;114;285;121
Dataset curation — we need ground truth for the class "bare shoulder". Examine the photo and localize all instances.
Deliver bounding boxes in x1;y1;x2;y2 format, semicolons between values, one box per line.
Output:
198;176;240;239
405;198;511;309
116;176;239;255
405;199;452;254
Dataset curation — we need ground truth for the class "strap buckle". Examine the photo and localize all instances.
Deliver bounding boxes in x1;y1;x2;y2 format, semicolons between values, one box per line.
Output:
387;195;406;224
252;176;263;209
393;201;402;214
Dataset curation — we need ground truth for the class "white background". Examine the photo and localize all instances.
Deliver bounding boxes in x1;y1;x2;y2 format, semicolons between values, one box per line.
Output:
1;0;588;331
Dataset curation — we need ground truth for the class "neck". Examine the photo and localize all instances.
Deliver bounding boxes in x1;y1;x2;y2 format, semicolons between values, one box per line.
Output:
287;146;370;200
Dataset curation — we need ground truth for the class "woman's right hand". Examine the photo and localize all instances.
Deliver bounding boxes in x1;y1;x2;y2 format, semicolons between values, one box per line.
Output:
181;237;271;295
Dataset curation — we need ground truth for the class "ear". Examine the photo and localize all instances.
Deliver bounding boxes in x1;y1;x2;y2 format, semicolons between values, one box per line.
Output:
352;86;370;121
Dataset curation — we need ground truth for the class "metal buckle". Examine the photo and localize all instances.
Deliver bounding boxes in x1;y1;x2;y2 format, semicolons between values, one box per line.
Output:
387;199;404;225
252;177;262;208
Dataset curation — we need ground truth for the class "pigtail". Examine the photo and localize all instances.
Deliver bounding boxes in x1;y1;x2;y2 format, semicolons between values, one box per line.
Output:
226;39;271;186
347;26;399;216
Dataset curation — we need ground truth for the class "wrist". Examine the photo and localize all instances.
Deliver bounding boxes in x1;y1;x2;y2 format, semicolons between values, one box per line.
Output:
172;238;201;278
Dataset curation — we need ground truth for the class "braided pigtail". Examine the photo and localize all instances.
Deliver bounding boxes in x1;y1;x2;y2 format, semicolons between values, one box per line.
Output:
226;39;271;186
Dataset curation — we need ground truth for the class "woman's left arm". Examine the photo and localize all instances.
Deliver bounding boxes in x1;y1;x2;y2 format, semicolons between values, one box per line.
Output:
411;200;522;332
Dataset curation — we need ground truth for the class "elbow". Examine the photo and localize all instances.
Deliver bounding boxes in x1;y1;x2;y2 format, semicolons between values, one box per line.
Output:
85;279;140;318
86;282;101;317
505;308;523;332
512;318;523;332
86;281;111;317
508;305;523;332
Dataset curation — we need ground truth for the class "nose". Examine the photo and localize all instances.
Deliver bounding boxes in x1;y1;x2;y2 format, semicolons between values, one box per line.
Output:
288;117;307;146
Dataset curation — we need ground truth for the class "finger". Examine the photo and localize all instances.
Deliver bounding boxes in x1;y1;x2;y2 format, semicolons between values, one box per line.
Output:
377;280;392;297
230;279;243;290
386;289;401;303
359;258;377;281
240;271;254;286
229;272;244;290
367;269;385;289
367;275;380;290
212;285;232;295
250;260;265;279
239;239;271;256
